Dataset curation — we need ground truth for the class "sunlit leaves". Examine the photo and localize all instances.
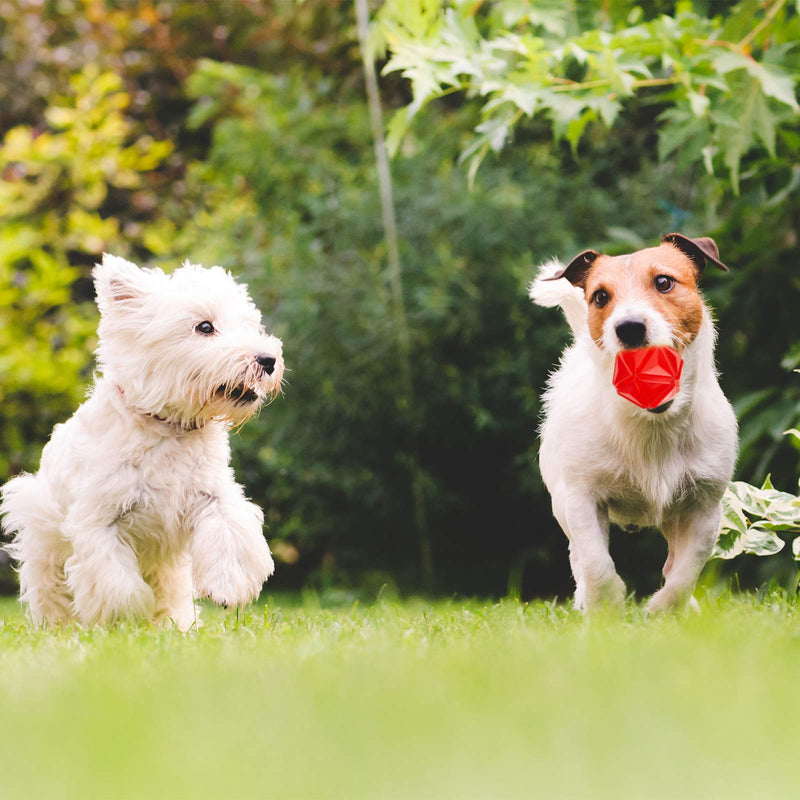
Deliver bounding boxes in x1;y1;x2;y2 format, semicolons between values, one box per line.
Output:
0;66;172;476
379;1;800;191
713;51;798;111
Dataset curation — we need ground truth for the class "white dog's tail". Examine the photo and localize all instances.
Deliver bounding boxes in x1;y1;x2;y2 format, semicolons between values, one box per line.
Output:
0;472;55;561
529;258;588;337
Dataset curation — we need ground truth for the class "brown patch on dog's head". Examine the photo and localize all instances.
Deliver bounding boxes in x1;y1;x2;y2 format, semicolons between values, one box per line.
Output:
562;243;713;353
580;254;626;348
642;243;705;352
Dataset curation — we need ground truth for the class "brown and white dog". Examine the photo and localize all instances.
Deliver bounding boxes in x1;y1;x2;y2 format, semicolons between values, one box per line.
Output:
530;234;738;613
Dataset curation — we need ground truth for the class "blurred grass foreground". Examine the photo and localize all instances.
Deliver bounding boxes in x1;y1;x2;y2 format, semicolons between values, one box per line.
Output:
1;592;799;799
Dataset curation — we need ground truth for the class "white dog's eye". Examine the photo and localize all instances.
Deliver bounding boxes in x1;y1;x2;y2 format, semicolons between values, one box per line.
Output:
195;321;215;335
654;275;674;293
591;289;610;308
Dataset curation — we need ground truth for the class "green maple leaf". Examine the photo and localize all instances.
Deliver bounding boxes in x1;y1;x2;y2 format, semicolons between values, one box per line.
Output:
715;74;779;194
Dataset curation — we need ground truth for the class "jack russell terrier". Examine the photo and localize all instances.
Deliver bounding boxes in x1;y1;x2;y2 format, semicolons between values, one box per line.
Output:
530;233;738;613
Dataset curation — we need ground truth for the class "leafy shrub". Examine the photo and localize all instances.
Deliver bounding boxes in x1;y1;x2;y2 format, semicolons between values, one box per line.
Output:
379;0;800;191
163;58;716;595
715;430;800;565
0;66;171;476
4;0;800;597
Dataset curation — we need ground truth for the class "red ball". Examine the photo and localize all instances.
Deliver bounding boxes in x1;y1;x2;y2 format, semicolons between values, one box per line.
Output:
612;346;683;411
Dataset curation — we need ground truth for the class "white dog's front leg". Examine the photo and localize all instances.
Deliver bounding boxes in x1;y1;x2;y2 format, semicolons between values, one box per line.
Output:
646;505;721;614
63;505;155;625
552;487;626;612
190;489;274;608
149;554;198;631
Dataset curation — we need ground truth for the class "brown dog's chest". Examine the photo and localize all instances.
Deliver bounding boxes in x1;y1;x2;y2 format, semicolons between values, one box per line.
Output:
601;473;726;528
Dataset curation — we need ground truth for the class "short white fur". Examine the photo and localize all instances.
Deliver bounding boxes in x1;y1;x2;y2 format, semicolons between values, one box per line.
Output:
530;255;738;613
1;254;284;629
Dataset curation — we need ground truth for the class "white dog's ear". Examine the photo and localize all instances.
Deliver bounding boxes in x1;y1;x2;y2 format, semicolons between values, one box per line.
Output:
93;254;154;312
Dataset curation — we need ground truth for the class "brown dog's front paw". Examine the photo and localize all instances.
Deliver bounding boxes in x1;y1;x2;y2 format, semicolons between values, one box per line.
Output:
582;573;626;613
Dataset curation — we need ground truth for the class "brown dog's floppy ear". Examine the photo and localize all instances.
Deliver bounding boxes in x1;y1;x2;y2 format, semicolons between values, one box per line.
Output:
662;233;729;272
543;249;600;287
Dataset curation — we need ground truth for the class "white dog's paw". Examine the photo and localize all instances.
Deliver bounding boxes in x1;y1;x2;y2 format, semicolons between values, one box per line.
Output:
194;581;246;608
71;569;156;626
155;604;200;632
193;532;274;608
193;558;272;608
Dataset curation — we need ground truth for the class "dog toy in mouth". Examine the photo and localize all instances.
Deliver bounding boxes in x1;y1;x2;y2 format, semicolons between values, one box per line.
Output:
612;346;683;412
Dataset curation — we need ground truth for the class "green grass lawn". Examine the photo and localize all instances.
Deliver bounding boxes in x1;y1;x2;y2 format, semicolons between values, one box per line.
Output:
1;592;799;800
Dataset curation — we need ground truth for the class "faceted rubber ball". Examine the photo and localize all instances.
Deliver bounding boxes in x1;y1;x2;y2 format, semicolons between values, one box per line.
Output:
612;346;683;410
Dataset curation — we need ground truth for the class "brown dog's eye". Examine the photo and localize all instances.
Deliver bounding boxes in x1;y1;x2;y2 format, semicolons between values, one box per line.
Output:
592;289;610;308
195;321;215;335
654;275;674;293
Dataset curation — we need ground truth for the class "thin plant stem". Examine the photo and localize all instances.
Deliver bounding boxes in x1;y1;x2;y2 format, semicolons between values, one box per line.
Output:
354;0;434;589
739;0;786;50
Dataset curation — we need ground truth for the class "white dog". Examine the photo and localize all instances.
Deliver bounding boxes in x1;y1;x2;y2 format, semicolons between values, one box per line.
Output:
530;234;738;614
1;254;284;629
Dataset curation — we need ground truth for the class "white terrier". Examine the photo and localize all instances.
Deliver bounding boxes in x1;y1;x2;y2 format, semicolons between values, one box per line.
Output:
530;234;738;614
1;254;284;629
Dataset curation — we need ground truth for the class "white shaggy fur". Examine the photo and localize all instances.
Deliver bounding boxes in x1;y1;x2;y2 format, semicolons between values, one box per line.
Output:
531;258;738;614
1;254;284;629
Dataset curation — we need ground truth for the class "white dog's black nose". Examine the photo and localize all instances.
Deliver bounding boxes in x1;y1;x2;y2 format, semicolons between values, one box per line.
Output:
256;354;276;376
615;319;647;348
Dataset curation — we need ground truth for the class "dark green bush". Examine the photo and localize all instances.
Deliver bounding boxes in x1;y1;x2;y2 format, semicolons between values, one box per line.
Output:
2;0;799;597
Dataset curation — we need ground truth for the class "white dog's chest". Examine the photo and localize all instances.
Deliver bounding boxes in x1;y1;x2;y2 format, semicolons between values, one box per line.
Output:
61;407;229;562
120;437;217;537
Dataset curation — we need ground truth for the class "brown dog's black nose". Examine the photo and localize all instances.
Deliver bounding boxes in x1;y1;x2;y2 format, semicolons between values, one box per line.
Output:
615;319;647;348
256;354;276;376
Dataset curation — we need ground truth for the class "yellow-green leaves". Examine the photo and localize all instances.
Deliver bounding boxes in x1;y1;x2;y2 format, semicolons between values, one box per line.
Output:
0;65;172;476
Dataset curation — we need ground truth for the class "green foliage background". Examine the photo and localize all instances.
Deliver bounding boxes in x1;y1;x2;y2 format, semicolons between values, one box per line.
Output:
2;0;799;597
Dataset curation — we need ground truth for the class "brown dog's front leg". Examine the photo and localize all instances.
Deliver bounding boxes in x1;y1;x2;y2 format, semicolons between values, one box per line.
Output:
555;489;626;612
646;505;721;614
